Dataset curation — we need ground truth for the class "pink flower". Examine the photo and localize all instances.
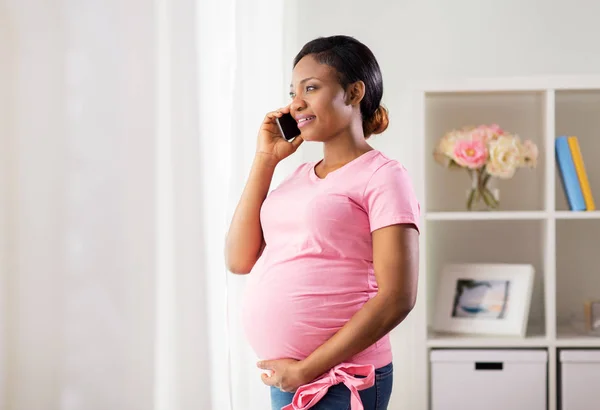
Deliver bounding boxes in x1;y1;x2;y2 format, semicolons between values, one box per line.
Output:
488;124;504;135
453;139;488;169
470;124;504;143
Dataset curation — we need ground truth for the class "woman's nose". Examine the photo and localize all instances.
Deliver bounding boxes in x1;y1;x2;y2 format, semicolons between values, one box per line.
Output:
290;96;306;113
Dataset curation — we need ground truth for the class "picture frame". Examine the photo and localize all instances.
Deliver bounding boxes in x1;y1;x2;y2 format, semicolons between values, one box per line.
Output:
432;263;535;337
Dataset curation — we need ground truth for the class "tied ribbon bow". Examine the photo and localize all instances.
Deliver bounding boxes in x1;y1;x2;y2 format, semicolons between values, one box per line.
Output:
281;363;375;410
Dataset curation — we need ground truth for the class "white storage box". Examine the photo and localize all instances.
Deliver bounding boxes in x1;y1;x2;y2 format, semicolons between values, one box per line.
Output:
560;349;600;410
430;349;547;410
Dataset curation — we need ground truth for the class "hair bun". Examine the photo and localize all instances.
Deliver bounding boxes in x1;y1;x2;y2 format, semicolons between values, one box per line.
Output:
363;105;389;137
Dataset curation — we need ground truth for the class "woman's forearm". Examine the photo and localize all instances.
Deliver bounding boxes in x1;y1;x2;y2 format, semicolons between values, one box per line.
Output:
299;291;414;381
225;153;278;274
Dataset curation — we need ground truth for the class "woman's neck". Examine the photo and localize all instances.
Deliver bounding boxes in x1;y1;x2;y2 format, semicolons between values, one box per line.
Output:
320;126;372;171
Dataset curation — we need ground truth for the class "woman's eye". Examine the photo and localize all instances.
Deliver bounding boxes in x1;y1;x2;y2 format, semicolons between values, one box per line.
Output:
289;86;315;98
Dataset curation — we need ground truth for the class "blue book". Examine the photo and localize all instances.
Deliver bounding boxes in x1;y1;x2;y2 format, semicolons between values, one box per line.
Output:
556;136;586;211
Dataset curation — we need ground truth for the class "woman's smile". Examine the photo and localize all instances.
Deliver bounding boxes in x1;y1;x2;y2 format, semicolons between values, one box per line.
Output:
296;115;316;128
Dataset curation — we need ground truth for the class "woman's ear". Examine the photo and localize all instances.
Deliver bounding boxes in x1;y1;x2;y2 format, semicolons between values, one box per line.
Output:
345;81;365;106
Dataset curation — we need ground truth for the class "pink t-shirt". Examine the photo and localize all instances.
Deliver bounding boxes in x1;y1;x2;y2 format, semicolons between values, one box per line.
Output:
241;149;420;369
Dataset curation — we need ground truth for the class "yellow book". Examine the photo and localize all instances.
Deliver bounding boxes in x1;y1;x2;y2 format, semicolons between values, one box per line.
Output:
568;136;596;211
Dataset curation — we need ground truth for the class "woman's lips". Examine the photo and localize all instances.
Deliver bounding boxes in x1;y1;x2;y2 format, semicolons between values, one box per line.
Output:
297;116;316;128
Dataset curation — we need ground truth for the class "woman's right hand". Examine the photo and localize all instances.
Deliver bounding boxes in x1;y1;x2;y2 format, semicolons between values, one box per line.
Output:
256;105;303;165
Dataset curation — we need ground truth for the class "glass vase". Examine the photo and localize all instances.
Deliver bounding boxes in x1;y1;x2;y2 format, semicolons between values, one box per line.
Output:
466;169;499;211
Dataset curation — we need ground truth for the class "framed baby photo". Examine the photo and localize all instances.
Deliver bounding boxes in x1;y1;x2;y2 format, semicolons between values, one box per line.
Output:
432;263;535;337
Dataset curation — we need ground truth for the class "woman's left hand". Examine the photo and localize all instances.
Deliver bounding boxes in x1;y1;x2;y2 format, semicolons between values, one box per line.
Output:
257;358;310;393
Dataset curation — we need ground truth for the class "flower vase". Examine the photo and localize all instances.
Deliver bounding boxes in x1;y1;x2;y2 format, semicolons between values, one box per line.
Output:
466;169;499;211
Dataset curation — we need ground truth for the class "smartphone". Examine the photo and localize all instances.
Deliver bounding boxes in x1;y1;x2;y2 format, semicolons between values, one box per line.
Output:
276;112;301;142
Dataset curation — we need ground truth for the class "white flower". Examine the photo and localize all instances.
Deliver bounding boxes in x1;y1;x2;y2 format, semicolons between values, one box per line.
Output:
486;135;521;178
433;129;463;167
520;139;538;167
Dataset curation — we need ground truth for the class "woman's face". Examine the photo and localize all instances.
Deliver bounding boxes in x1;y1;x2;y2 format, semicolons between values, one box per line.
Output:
289;55;355;142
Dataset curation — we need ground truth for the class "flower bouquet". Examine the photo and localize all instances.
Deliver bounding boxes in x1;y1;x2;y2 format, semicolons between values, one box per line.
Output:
433;124;538;211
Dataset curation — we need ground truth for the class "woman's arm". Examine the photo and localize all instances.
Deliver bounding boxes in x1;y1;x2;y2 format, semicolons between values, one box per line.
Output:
297;223;419;380
224;153;277;274
225;105;303;274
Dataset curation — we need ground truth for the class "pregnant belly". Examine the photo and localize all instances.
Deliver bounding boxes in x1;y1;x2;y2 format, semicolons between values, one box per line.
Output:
241;256;374;361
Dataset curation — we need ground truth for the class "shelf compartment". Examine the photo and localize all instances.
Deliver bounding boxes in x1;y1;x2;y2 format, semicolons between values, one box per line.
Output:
424;90;547;212
555;89;600;212
556;219;600;340
425;219;548;341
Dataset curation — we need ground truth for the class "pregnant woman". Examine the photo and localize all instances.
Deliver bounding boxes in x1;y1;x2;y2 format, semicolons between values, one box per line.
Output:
225;35;420;410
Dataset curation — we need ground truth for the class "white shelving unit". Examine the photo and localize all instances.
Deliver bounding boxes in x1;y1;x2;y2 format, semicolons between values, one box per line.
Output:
413;76;600;410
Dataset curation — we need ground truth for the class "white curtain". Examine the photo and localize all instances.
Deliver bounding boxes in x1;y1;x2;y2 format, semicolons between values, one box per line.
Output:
199;0;303;408
1;0;294;409
3;1;160;409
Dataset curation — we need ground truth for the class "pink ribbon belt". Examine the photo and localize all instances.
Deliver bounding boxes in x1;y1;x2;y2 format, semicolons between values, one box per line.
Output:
281;363;375;410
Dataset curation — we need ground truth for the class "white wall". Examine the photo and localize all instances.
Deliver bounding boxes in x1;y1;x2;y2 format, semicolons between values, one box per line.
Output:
0;2;16;407
285;1;600;408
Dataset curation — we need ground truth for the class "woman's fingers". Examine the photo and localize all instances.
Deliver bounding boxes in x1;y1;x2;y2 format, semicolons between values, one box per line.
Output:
291;135;304;148
264;110;282;124
264;105;292;122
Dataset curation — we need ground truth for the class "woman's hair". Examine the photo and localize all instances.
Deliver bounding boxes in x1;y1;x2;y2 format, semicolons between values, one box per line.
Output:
293;35;389;138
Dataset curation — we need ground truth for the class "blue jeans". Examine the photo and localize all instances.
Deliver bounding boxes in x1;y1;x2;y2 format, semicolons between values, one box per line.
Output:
270;362;393;410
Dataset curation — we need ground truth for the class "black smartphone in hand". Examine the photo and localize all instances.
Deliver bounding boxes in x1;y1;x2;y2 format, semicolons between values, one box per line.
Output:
276;112;301;142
